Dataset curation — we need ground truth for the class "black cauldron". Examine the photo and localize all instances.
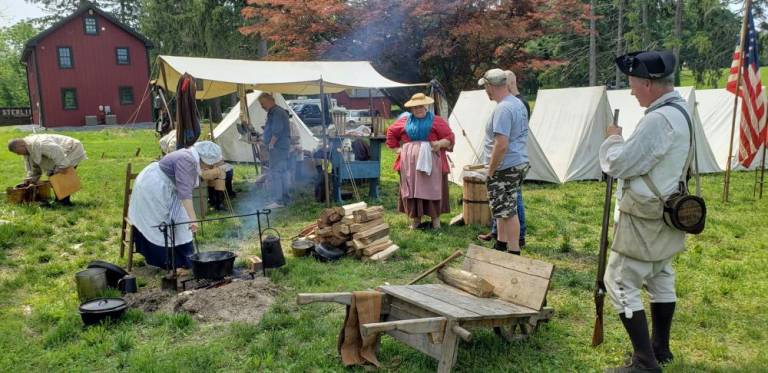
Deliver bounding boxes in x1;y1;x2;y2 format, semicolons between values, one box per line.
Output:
261;228;285;269
189;251;236;279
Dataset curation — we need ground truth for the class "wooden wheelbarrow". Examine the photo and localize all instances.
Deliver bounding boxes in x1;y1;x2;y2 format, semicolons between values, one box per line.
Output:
298;244;555;372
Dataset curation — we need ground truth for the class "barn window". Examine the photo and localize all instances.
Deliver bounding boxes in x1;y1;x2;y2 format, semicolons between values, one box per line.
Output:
115;48;130;65
119;86;134;105
84;16;98;35
61;88;78;110
57;47;73;69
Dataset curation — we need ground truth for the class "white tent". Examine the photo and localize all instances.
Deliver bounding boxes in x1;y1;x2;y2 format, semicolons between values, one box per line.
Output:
529;86;613;182
606;87;721;173
695;89;766;171
155;55;426;99
447;90;559;184
213;91;320;163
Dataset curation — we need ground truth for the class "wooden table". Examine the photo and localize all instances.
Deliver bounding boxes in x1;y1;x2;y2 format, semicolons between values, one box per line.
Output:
298;245;555;372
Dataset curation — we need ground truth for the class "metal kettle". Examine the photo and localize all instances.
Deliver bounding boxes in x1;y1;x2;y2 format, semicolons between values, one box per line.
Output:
260;228;285;272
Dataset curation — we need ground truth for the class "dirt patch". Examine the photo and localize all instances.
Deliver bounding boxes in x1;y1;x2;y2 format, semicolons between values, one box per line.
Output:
125;277;277;324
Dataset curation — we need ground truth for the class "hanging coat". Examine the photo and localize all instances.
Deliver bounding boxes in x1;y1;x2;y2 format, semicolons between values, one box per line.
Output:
175;73;201;149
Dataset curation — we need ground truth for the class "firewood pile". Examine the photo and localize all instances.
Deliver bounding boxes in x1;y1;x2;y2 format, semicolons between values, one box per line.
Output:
309;202;399;261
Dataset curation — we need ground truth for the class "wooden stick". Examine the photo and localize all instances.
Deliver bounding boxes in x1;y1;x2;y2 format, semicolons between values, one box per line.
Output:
408;250;463;285
296;292;352;305
360;317;447;337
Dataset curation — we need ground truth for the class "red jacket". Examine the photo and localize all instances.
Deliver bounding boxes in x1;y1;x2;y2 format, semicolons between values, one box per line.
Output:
386;115;455;174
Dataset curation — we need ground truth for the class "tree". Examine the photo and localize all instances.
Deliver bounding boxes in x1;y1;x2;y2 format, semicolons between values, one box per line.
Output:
241;0;591;102
0;21;38;107
25;0;141;26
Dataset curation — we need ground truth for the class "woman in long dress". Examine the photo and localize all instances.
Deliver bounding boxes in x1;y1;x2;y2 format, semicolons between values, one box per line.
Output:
128;141;222;269
386;93;455;229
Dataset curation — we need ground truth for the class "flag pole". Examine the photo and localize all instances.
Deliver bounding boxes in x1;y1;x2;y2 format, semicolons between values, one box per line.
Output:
757;139;767;199
724;0;752;203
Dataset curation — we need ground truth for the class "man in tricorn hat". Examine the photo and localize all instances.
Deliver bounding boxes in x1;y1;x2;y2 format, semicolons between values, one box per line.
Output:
599;51;690;372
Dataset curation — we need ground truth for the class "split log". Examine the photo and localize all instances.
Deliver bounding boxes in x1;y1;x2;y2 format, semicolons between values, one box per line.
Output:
332;222;350;237
297;223;318;237
333;202;367;217
316;226;333;237
349;218;385;233
352;224;389;244
348;235;390;251
437;267;495;298
363;245;399;262
362;238;394;256
449;213;465;226
353;206;385;223
341;215;356;225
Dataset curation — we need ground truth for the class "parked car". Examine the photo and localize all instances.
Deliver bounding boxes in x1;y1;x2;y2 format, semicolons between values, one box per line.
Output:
293;103;323;126
345;110;372;126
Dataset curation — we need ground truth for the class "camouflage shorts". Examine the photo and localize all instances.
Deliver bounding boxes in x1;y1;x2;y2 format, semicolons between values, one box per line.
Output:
487;163;530;218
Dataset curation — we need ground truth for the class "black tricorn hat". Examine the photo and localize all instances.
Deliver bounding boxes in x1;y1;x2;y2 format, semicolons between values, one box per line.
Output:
615;51;676;79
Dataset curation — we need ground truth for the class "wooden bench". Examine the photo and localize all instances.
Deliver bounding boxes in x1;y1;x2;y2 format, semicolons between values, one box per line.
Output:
297;244;555;372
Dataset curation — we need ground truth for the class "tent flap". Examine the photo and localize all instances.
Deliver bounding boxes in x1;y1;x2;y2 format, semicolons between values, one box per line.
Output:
156;55;427;99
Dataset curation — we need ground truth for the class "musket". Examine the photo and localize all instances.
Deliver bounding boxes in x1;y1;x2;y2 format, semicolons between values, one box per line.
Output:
592;108;619;347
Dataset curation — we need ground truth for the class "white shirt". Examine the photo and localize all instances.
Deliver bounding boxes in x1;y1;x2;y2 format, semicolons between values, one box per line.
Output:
600;91;691;210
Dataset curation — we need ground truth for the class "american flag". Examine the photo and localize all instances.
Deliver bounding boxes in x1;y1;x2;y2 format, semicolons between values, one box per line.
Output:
726;9;767;168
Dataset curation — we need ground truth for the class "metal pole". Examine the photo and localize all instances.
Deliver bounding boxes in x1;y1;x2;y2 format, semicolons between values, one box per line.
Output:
320;79;331;206
238;84;260;178
758;142;767;198
723;0;752;203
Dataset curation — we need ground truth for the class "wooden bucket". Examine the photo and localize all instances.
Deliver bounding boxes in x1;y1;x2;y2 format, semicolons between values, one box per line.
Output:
5;182;52;204
462;166;491;226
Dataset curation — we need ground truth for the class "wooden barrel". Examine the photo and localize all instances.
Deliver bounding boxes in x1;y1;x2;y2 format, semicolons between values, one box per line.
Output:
462;166;491;226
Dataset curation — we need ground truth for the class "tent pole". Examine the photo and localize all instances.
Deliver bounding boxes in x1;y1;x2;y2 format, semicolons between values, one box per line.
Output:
321;79;331;206
723;0;751;203
238;84;259;178
158;59;174;131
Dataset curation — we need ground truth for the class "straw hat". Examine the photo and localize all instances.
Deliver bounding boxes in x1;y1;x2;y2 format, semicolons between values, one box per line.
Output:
404;93;435;108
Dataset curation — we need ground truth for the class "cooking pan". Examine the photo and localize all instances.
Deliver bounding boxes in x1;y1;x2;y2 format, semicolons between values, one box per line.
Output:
189;251;236;279
79;297;127;325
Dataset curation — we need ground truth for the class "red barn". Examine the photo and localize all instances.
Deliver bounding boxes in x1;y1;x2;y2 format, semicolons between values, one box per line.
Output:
21;2;153;127
333;89;392;119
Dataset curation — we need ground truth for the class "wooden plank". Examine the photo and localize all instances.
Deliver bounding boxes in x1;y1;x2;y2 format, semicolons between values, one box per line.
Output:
334;201;367;216
364;245;398;262
349;218;385;233
385;302;442;360
361;239;393;256
437;267;495;297
361;317;446;337
353;206;385;222
437;320;460;373
465;244;554;279
415;284;537;317
462;257;550;310
354;224;389;244
341;215;355;224
296;292;352;305
378;285;480;320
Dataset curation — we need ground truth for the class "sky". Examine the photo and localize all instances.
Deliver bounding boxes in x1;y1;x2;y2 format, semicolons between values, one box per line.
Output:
0;0;45;27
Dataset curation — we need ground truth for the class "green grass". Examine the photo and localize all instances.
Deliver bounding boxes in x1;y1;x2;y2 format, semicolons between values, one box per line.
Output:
678;67;768;89
0;127;766;371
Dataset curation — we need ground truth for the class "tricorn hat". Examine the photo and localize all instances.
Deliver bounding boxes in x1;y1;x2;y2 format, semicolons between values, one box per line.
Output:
615;51;676;80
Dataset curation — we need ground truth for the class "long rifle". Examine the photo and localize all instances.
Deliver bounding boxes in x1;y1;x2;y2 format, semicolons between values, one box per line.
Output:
593;109;619;347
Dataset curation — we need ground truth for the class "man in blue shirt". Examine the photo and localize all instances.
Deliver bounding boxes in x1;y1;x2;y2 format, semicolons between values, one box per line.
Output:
259;92;291;208
479;68;530;254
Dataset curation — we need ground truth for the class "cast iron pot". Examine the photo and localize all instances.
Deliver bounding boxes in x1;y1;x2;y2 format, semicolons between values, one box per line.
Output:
79;297;127;326
312;243;345;262
189;251;236;279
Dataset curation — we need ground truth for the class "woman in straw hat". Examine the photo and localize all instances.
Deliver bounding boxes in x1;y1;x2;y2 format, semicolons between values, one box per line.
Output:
386;93;455;229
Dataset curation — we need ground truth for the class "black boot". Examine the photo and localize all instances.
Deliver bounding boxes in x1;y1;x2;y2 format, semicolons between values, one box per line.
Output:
493;241;508;252
606;311;661;373
650;302;675;365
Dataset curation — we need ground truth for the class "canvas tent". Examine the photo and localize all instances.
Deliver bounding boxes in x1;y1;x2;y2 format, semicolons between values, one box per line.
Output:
696;89;766;171
155;55;426;99
213;91;320;162
529;86;613;182
606;87;721;173
447;90;559;184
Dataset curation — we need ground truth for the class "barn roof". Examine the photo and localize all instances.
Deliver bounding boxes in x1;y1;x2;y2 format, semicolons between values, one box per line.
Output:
21;1;153;62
